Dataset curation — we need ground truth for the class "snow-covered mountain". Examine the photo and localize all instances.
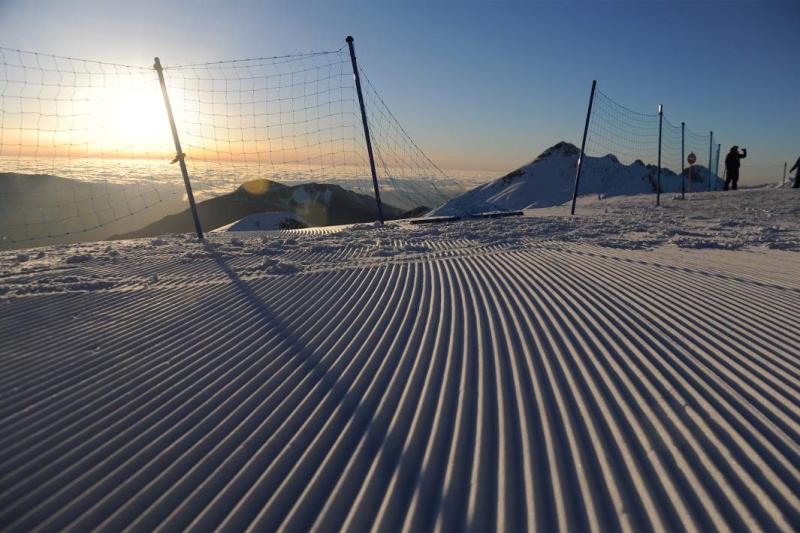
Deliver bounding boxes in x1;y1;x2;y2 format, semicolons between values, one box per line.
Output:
431;142;724;216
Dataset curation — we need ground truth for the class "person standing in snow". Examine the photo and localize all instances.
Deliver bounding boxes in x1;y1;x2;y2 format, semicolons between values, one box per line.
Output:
790;156;800;188
723;146;747;191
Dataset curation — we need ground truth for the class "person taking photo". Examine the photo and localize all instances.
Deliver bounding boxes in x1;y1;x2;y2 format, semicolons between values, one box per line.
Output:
724;146;747;191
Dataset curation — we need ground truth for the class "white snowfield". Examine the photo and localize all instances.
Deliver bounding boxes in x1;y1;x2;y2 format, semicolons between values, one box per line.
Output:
1;189;799;531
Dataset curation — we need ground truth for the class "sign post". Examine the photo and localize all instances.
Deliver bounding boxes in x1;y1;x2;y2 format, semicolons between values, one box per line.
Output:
687;151;696;193
656;104;663;206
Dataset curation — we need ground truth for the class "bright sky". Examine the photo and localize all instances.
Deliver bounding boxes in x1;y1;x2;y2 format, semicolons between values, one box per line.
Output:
1;0;798;183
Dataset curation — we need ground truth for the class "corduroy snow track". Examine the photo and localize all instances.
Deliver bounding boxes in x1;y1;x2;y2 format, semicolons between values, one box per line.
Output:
1;194;800;532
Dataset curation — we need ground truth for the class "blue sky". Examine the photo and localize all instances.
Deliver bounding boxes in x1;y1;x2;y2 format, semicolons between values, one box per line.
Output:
1;0;798;182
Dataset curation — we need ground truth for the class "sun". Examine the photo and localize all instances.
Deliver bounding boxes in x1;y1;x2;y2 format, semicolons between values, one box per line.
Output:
93;82;172;156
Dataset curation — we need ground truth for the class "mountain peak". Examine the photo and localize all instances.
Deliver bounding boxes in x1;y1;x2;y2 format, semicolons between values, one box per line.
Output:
534;142;580;163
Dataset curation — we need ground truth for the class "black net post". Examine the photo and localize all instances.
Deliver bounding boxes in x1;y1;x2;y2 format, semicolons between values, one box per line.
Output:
154;57;203;239
346;36;384;225
571;79;597;215
656;104;663;206
707;132;713;192
681;122;685;200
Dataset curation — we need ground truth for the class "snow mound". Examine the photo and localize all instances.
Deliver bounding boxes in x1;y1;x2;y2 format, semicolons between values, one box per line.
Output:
214;212;308;232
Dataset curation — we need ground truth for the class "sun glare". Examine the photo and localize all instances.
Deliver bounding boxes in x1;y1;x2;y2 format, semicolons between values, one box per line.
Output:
94;84;171;156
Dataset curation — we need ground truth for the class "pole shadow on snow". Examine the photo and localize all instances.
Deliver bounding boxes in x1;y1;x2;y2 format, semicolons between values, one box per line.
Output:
208;253;361;425
209;252;376;421
210;253;324;362
209;251;418;530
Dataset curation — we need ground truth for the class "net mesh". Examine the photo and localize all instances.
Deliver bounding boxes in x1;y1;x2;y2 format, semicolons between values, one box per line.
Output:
163;51;368;197
161;50;464;214
739;163;788;187
357;69;464;211
684;125;717;192
576;89;720;203
0;47;182;248
0;45;465;249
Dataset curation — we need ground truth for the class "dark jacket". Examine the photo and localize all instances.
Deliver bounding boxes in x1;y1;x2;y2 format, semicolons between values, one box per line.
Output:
725;149;747;173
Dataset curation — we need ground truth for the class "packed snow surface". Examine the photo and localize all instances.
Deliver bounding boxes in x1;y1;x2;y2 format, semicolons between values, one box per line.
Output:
1;188;799;531
213;212;308;232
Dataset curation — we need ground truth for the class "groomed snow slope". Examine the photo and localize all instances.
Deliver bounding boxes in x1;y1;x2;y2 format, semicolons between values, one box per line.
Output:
1;189;799;531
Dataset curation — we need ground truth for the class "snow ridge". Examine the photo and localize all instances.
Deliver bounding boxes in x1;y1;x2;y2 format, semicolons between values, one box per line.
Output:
431;142;724;216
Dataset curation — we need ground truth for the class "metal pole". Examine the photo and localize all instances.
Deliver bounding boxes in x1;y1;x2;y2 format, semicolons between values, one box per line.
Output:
656;105;663;206
346;36;384;225
681;122;685;200
783;162;787;187
715;143;721;191
154;57;203;240
571;79;597;215
708;132;713;192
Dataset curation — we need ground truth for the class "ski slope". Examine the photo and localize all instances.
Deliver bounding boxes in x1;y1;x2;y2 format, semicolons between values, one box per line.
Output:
1;189;799;531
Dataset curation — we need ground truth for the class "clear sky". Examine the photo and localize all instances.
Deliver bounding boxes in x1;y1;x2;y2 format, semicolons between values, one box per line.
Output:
1;0;798;183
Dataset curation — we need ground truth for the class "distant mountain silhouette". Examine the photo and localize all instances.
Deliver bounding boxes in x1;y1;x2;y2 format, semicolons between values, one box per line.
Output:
111;179;406;239
0;173;152;208
0;172;186;250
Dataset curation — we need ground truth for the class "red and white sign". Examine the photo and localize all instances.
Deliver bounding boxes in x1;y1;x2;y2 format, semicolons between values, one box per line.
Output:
688;152;697;165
